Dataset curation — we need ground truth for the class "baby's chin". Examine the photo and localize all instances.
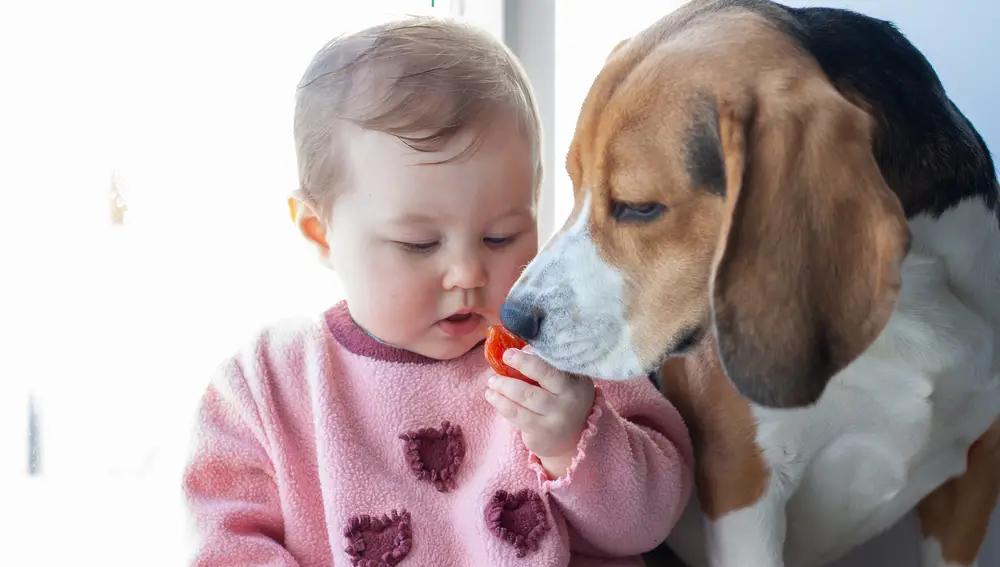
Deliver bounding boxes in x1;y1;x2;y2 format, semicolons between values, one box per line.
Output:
409;331;486;361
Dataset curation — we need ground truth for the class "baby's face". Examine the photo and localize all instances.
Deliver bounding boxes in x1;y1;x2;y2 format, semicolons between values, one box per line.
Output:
326;117;538;359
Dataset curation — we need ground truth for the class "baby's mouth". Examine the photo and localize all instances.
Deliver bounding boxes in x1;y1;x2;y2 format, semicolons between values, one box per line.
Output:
438;312;483;337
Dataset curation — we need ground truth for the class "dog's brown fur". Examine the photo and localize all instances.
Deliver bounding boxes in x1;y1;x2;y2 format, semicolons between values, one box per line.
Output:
568;3;909;409
570;0;999;563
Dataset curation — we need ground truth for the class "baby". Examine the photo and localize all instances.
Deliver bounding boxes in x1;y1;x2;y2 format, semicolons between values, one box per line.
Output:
183;17;694;567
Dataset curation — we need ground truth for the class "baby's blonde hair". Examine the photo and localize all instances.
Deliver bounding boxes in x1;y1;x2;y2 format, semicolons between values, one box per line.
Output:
294;17;543;220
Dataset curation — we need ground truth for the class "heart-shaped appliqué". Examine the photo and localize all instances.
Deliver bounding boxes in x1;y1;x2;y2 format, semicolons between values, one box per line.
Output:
399;421;466;492
343;509;412;567
485;488;550;557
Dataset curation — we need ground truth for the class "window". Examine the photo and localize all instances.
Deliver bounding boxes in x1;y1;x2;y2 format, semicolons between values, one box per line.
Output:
552;1;687;227
1;2;501;565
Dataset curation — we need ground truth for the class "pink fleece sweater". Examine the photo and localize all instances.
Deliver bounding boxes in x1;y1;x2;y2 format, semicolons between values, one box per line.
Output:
183;302;693;567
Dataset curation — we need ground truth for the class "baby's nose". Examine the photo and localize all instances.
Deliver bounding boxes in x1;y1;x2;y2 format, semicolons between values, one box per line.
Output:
445;255;488;290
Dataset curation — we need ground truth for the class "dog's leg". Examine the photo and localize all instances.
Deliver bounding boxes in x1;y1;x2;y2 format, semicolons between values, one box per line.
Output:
662;347;788;567
916;417;1000;567
695;434;786;567
704;485;786;567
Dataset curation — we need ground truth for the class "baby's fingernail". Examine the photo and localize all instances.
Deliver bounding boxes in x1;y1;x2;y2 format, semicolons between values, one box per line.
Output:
502;349;517;363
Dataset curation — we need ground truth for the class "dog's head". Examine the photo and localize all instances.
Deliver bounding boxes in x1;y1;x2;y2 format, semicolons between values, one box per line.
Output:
502;7;909;408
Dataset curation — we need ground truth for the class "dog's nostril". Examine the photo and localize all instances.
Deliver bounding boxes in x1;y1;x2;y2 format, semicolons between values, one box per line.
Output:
499;300;544;341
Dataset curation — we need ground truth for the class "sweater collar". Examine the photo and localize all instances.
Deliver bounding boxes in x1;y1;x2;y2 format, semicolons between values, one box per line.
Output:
324;301;481;364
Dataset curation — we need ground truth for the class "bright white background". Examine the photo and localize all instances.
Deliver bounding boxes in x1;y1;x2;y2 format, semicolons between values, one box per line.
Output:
0;0;996;565
0;1;495;565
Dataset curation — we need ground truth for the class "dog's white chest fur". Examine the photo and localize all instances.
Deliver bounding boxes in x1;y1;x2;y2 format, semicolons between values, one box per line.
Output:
668;198;1000;567
738;197;1000;566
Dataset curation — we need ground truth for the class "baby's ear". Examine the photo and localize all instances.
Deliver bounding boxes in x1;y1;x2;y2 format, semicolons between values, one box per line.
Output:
288;192;333;267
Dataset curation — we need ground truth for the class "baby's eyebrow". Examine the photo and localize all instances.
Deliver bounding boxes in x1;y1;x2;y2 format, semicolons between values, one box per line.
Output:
384;204;533;228
494;205;535;221
385;211;441;226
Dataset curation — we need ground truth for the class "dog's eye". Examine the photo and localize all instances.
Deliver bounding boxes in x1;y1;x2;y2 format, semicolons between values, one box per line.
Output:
610;200;666;223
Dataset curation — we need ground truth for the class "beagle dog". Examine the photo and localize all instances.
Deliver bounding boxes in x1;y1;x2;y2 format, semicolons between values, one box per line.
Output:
501;1;1000;566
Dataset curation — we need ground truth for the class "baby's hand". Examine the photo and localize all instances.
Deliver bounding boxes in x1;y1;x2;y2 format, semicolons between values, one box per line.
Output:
485;346;596;479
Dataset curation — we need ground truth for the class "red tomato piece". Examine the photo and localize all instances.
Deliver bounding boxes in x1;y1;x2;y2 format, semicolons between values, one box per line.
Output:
484;325;539;386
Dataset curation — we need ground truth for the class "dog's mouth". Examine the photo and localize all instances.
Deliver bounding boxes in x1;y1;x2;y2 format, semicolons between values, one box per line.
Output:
653;325;705;370
671;326;704;356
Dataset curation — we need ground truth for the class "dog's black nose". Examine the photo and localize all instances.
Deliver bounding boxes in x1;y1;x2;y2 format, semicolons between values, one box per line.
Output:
500;300;544;341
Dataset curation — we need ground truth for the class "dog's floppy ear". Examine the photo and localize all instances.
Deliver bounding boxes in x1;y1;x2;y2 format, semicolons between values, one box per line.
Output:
709;78;910;408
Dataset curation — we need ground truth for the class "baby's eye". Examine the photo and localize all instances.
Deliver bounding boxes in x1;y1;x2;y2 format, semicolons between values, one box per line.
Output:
397;241;439;253
484;235;516;248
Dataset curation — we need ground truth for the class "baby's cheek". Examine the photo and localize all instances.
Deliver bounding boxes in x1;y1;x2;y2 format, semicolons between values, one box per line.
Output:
349;264;436;336
489;267;519;305
374;277;438;320
506;246;537;286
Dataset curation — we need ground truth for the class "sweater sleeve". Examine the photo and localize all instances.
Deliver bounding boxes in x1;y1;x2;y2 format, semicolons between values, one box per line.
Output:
526;377;694;557
183;358;301;566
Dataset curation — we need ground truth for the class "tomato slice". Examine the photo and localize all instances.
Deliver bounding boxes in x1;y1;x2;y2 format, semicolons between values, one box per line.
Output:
484;325;539;386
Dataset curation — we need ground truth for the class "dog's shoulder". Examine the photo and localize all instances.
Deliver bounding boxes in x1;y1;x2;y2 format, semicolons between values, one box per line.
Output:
753;248;997;515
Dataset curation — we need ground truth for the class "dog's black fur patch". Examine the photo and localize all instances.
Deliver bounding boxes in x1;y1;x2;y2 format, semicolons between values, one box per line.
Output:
685;95;727;196
713;0;998;222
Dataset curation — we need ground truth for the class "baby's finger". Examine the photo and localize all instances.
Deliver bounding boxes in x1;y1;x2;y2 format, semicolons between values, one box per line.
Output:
484;389;540;431
503;348;568;394
488;375;554;415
